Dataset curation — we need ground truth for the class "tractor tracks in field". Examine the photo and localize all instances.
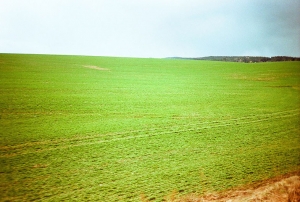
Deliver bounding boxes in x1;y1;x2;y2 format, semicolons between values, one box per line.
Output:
1;109;299;158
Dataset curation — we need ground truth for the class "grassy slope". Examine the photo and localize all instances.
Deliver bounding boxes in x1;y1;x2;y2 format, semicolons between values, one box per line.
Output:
0;54;299;201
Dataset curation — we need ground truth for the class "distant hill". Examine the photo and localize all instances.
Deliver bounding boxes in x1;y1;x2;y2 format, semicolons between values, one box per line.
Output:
170;56;300;63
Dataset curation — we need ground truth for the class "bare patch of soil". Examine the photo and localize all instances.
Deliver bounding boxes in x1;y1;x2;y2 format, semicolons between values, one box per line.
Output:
230;73;276;81
83;65;109;71
160;171;300;202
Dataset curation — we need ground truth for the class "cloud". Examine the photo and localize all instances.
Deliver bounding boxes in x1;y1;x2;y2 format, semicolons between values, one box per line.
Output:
0;0;299;57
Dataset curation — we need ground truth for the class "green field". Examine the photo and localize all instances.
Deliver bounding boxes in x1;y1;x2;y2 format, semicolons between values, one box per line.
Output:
0;54;299;201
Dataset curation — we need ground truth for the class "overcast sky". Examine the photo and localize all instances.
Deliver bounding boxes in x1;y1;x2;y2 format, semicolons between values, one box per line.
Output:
1;0;299;58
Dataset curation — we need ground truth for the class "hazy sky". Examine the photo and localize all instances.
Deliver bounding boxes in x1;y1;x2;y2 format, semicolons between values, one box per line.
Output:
1;0;299;58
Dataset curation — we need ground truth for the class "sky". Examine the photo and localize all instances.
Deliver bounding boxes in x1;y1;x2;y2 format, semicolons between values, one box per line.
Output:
0;0;299;58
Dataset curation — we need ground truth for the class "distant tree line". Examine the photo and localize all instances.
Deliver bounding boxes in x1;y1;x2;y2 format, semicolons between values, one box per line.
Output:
192;56;300;63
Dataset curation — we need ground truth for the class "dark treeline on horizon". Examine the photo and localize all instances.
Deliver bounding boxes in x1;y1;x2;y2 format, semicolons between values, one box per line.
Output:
171;56;300;63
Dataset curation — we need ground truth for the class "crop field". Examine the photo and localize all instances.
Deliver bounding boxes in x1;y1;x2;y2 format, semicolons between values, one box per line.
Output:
0;54;300;201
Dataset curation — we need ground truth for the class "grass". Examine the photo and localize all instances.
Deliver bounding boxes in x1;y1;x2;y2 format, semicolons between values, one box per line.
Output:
0;54;300;201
